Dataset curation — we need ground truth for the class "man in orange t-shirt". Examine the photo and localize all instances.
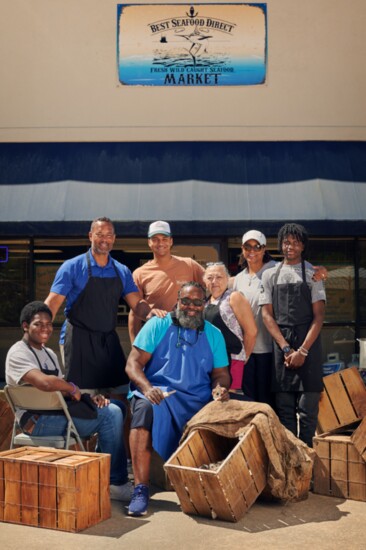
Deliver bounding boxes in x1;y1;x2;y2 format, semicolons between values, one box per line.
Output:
128;221;205;343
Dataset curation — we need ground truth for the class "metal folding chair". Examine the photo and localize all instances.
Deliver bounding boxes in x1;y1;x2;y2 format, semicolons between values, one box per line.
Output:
4;385;85;451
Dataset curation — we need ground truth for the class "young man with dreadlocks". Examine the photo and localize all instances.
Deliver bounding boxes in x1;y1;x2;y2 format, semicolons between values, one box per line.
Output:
259;223;326;448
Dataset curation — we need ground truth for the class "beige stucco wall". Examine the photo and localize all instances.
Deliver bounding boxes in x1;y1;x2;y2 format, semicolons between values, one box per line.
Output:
0;0;365;142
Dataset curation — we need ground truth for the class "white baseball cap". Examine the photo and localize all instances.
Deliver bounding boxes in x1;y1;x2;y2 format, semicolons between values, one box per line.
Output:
148;220;172;238
242;230;266;246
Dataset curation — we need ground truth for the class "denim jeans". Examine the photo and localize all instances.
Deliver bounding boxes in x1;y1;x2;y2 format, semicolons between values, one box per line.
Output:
32;400;128;485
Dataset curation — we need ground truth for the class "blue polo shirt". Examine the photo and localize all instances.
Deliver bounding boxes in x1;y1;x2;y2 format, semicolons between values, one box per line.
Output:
51;249;138;342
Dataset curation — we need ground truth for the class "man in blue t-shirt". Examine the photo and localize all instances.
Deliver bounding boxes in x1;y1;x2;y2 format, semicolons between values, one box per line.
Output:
45;217;165;391
125;281;230;517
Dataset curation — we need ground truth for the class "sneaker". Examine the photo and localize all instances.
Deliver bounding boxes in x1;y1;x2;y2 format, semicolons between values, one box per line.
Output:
110;482;133;502
128;484;149;516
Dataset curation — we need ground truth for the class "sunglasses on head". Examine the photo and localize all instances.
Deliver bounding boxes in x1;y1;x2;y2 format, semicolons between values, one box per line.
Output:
243;243;263;252
206;261;225;267
179;297;205;307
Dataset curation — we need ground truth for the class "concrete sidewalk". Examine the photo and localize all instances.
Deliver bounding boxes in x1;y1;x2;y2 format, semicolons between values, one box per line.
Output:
1;487;365;550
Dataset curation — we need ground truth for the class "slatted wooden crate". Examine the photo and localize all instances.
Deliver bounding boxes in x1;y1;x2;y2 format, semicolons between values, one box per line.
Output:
0;391;14;452
317;367;366;434
0;446;111;532
313;433;366;501
164;426;268;522
351;417;366;462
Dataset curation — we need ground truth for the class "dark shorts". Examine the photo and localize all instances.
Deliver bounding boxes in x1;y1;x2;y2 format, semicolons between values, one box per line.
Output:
130;395;153;431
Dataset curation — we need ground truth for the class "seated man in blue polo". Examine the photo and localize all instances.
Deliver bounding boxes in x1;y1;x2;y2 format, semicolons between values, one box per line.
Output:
125;281;230;517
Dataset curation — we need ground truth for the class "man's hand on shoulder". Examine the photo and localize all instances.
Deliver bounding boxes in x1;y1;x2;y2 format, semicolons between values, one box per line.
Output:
146;308;168;320
312;265;327;282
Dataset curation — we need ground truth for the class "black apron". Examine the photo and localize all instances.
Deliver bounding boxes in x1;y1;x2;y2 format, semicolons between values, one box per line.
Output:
204;301;242;356
21;341;97;422
272;261;323;392
64;251;128;389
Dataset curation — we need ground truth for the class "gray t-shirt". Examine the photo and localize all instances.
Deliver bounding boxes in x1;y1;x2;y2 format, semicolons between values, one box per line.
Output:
259;261;326;307
233;260;276;354
5;340;62;421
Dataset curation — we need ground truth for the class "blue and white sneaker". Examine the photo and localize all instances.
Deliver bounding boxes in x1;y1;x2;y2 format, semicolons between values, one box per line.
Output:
128;484;149;516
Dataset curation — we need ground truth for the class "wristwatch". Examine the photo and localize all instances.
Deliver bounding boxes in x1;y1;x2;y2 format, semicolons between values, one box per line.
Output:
282;345;291;355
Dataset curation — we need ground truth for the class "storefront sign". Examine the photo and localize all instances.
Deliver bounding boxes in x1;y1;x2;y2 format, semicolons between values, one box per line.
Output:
117;3;267;86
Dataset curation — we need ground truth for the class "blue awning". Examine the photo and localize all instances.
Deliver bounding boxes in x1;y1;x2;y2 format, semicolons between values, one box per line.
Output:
0;179;365;236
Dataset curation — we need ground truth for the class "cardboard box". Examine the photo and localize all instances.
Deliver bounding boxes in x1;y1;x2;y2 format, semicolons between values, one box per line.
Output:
313;433;366;501
0;446;111;532
164;426;268;522
317;367;366;434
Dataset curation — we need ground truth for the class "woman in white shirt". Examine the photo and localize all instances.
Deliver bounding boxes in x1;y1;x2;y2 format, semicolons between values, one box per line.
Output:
233;230;276;405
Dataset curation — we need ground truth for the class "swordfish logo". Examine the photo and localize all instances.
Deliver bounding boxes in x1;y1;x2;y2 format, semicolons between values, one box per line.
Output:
148;6;237;84
117;4;267;86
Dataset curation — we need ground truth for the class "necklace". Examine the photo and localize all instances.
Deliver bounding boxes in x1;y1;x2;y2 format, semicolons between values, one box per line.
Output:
248;275;256;286
246;271;258;286
176;326;200;348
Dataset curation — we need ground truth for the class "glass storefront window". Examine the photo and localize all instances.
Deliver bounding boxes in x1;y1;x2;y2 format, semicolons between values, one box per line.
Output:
321;325;356;366
309;239;355;324
359;239;366;324
0;239;31;381
0;240;31;325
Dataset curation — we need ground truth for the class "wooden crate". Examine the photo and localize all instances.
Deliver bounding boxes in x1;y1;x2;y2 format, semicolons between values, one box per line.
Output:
317;367;366;434
351;417;366;462
0;446;111;532
0;392;14;452
164;425;268;522
313;433;366;501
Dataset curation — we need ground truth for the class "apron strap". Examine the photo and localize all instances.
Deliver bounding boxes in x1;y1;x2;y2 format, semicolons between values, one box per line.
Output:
87;250;122;285
86;250;92;278
273;261;283;317
22;340;59;376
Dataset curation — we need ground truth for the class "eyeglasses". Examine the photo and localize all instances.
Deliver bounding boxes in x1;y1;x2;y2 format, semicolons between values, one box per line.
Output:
206;261;225;267
243;244;263;252
179;297;205;307
282;240;303;248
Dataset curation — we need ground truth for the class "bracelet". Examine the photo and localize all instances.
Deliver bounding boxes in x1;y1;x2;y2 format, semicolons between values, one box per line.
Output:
69;382;78;395
298;346;309;357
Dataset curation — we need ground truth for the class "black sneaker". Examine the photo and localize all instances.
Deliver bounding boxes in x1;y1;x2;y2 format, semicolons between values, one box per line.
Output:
128;484;149;516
